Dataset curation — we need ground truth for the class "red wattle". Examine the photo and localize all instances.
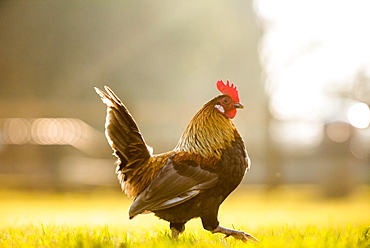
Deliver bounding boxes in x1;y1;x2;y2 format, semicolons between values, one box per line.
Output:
225;109;237;119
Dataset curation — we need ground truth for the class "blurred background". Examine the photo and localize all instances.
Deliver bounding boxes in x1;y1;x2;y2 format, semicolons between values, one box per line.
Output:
0;0;369;198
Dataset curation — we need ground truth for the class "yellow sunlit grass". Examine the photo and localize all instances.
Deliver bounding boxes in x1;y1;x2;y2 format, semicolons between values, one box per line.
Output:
1;185;369;247
2;185;370;228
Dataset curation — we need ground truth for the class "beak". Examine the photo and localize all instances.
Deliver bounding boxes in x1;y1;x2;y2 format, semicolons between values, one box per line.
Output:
233;103;244;109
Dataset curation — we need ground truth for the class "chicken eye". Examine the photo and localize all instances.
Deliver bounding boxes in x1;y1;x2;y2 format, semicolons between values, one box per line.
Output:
222;98;230;104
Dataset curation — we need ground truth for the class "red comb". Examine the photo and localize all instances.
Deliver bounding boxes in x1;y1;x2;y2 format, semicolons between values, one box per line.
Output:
216;79;240;102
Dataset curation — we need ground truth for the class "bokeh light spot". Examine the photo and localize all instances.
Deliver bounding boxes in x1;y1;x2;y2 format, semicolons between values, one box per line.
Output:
347;102;370;129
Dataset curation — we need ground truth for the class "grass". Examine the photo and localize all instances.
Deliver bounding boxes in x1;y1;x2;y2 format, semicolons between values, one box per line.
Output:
1;185;369;247
2;224;370;248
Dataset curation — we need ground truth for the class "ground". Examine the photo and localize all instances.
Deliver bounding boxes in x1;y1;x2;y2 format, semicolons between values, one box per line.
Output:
1;185;369;247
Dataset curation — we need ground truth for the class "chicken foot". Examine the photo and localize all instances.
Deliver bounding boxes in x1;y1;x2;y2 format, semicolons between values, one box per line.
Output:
211;225;259;243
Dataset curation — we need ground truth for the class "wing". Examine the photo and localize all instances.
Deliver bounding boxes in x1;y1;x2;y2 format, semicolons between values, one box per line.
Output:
95;86;151;180
129;155;218;218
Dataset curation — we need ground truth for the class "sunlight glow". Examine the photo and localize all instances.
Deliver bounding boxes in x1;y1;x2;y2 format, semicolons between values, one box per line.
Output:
269;120;323;153
255;0;370;148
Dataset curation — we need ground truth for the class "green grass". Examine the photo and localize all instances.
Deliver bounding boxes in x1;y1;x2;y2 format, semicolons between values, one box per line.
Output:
1;186;370;247
2;224;370;248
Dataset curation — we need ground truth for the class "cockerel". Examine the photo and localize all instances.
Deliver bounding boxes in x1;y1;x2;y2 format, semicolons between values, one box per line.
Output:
94;80;258;242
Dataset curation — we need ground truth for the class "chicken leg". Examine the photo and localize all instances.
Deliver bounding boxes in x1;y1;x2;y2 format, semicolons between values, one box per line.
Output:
212;225;259;243
170;222;186;238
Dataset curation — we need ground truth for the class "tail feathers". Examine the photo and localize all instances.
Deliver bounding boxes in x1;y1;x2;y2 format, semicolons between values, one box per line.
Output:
95;86;151;177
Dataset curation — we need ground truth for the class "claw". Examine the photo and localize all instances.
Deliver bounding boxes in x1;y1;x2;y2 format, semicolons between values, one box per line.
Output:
240;232;259;243
230;231;259;243
212;225;259;243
